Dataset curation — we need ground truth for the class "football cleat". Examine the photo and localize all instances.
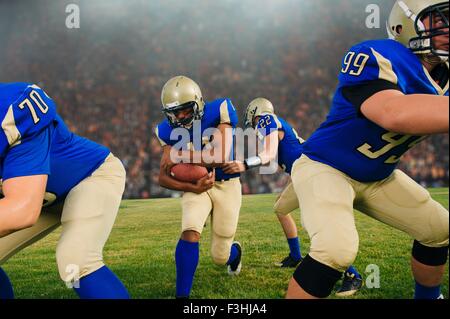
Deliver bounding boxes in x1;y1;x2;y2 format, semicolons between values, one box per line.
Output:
274;254;302;268
335;272;363;297
227;242;242;276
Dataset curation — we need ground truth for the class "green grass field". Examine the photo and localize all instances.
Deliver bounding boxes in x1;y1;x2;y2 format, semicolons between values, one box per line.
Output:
3;188;448;299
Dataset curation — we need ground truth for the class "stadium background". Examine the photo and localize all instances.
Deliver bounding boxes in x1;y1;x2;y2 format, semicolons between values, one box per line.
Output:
0;0;448;199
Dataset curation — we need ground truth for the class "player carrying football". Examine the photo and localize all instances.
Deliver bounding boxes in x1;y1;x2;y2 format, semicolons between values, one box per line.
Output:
286;0;449;299
155;76;243;299
223;97;363;297
0;83;129;299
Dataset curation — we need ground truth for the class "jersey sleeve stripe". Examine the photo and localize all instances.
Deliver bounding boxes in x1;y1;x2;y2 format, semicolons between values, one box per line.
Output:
219;100;231;124
1;105;22;147
272;114;282;129
370;48;398;85
154;126;167;147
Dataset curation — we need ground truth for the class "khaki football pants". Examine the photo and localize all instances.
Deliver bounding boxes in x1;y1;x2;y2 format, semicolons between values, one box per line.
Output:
0;153;126;283
273;181;299;216
291;154;449;272
182;178;242;265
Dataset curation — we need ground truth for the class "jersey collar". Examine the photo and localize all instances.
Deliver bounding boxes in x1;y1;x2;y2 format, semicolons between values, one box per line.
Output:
421;62;449;95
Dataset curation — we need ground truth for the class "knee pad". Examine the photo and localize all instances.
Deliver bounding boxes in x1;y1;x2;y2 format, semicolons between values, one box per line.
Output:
293;254;342;298
294;255;342;298
273;202;283;216
214;221;236;239
273;185;299;216
211;241;231;265
328;249;358;271
412;240;449;266
211;229;236;266
273;202;292;216
56;245;103;282
415;201;449;247
211;253;228;266
56;247;82;282
310;239;358;272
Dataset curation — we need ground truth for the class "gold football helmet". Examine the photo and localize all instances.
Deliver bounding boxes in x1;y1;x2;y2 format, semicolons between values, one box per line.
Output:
387;0;449;59
244;98;275;128
161;76;205;128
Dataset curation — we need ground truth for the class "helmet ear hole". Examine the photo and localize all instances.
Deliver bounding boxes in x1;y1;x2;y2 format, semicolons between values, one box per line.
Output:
395;25;403;35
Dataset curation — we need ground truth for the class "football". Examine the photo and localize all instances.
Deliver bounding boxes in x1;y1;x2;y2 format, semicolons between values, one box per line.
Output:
170;163;208;183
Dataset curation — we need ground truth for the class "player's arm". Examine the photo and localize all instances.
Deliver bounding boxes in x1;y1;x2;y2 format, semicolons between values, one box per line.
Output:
168;99;238;171
0;87;54;237
159;145;215;194
340;44;449;135
210;123;234;165
258;129;280;164
170;123;233;170
0;175;47;237
222;129;280;174
360;91;449;135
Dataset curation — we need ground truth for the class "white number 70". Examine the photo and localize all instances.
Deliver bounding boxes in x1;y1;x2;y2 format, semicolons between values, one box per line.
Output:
18;90;49;124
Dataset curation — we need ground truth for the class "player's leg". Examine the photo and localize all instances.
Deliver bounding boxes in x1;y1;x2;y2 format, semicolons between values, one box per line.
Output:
275;214;302;266
209;178;242;275
357;170;448;299
273;182;302;267
275;177;362;296
286;155;359;299
55;154;129;299
0;267;13;299
411;247;447;299
177;189;213;298
0;205;62;299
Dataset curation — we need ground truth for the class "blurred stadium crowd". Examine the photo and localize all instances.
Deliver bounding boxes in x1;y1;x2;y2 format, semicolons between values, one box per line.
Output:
1;0;448;199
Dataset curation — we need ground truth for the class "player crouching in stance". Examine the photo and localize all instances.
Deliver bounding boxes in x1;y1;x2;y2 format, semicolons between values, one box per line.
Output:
286;0;449;299
223;98;363;297
0;83;129;299
155;76;243;299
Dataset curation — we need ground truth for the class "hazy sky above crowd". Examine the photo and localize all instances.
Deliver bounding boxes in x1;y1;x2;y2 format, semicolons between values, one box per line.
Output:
0;0;391;71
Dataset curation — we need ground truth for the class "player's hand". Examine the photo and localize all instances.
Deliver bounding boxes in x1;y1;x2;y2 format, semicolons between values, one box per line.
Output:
222;161;246;174
193;170;215;194
162;157;177;176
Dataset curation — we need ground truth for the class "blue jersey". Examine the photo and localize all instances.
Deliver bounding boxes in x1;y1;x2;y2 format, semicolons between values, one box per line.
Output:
302;39;449;182
0;83;111;205
256;114;304;175
156;98;240;181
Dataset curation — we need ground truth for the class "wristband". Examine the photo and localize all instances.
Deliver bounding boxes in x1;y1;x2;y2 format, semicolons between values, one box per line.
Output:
244;156;262;170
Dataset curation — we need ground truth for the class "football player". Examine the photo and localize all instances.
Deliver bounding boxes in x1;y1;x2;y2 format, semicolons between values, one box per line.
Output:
155;76;243;299
286;0;449;299
0;83;129;299
223;98;363;297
